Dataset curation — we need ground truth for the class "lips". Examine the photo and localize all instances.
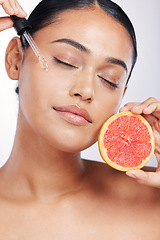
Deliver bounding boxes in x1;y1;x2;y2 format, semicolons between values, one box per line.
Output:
53;105;92;126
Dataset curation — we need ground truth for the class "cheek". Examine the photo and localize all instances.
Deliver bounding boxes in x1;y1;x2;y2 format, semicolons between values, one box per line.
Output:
18;61;53;130
19;60;64;106
94;87;125;129
18;59;74;140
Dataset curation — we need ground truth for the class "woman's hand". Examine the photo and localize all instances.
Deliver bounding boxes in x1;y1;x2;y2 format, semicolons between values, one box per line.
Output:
119;97;160;188
0;0;26;31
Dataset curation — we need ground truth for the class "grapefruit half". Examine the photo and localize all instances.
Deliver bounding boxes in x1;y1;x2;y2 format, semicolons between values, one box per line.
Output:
98;111;155;171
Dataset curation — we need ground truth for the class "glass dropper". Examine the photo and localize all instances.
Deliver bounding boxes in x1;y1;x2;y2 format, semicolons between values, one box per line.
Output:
10;15;49;71
22;31;48;71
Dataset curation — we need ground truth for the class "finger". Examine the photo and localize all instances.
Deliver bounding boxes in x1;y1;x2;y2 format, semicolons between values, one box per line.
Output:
120;98;160;116
119;102;140;112
126;169;160;188
130;101;158;115
143;103;160;119
7;0;18;14
143;105;160;117
12;0;27;17
133;100;160;117
1;0;27;17
143;114;157;128
1;0;15;15
0;16;13;31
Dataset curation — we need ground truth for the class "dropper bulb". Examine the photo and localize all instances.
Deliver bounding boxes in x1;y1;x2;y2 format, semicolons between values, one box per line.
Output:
10;15;31;35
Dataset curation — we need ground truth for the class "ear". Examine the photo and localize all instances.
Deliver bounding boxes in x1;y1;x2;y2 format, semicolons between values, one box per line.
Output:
5;37;23;80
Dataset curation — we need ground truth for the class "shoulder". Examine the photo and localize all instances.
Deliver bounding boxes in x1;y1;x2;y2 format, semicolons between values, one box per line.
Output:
83;159;160;202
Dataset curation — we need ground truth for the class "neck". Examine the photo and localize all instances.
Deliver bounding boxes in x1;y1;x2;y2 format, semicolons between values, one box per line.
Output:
1;115;87;201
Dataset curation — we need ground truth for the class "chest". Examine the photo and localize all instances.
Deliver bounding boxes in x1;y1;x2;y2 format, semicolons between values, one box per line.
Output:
0;202;160;240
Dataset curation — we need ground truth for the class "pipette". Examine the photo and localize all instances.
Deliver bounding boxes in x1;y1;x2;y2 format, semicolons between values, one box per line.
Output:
10;15;49;71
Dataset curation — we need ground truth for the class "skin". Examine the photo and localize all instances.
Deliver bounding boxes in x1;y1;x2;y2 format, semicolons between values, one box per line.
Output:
1;1;160;239
0;0;27;30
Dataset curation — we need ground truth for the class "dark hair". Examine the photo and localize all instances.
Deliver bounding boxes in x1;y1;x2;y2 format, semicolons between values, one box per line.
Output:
16;0;137;94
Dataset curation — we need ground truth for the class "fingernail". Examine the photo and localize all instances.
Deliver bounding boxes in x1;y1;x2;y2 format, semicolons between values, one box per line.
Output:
20;8;27;15
126;173;137;179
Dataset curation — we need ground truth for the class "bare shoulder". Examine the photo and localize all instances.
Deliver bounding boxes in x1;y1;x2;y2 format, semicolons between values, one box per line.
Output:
81;159;160;239
83;159;160;202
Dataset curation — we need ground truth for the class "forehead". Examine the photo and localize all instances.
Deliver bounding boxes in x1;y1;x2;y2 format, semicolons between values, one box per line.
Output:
34;7;133;70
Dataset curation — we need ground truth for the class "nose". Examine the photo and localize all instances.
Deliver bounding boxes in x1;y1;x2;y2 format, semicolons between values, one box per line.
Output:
69;69;95;103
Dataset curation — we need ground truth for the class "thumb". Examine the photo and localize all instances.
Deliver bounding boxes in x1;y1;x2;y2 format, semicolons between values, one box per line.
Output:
0;17;13;31
126;169;160;188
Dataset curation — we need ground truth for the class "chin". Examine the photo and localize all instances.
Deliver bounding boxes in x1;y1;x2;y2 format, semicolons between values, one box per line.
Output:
62;137;97;153
44;131;97;153
30;115;98;153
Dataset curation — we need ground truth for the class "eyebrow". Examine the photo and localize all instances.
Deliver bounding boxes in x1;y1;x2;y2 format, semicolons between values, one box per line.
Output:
51;38;90;53
107;58;128;73
51;38;128;72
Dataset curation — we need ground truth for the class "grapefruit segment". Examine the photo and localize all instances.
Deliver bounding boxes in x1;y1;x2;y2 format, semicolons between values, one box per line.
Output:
129;116;151;142
108;115;130;139
98;111;155;171
103;130;123;148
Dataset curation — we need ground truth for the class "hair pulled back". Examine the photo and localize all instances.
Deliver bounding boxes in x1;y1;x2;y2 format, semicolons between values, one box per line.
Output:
17;0;137;94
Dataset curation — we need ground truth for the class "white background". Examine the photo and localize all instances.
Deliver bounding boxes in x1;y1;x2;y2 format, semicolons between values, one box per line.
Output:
0;0;159;167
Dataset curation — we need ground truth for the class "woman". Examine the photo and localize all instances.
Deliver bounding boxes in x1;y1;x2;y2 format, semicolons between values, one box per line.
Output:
0;0;160;239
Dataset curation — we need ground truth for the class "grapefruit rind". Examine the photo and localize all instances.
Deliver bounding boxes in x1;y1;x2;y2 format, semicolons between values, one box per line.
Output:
98;111;155;172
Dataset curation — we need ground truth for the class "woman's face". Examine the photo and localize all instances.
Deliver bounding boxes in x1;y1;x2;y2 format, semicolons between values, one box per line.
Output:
17;7;133;152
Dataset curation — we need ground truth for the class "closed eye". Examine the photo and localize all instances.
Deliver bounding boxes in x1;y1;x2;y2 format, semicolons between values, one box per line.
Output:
54;57;78;69
97;75;118;89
